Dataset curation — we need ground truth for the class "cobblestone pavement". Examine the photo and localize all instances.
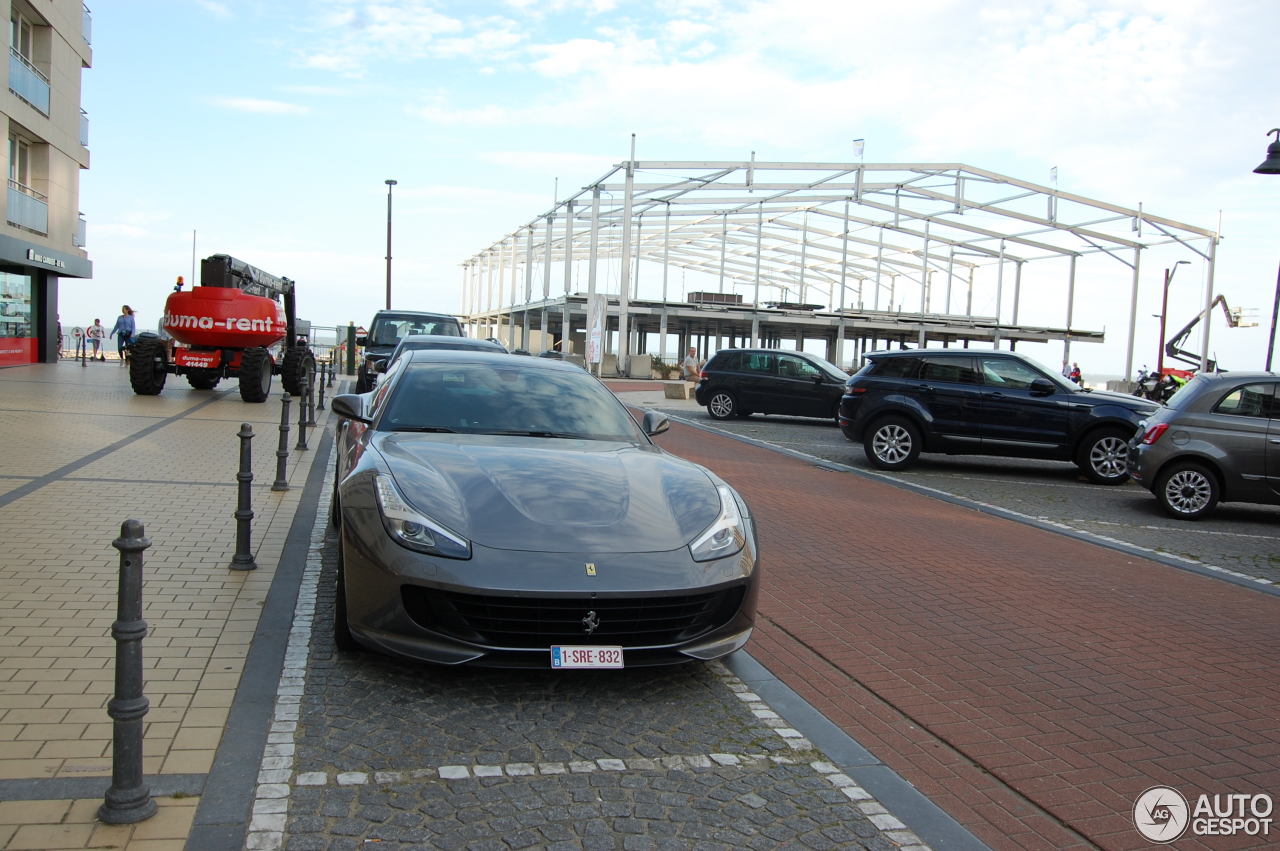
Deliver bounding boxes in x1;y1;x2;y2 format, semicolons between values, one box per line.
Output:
640;403;1280;584
254;447;932;851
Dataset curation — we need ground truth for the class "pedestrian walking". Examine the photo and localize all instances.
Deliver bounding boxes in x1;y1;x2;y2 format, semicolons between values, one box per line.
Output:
1070;362;1083;385
682;346;701;382
56;314;62;359
109;306;135;366
87;319;105;360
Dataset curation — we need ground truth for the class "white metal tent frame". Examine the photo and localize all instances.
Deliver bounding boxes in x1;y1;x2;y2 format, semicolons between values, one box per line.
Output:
461;160;1218;378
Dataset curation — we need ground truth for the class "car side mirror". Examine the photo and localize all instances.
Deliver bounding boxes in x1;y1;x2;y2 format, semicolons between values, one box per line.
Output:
330;394;371;423
356;335;368;347
813;373;824;383
1030;378;1055;396
374;360;387;374
641;410;670;436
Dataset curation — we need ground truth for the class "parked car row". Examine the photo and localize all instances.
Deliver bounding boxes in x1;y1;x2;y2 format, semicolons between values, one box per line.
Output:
693;347;1280;519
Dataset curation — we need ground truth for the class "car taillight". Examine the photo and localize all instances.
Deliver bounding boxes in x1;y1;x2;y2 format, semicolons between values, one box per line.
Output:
847;386;867;394
1141;423;1169;445
699;369;708;379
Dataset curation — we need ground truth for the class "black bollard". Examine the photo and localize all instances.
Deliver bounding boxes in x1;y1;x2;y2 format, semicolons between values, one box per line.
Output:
98;519;157;825
303;370;316;428
272;394;291;492
316;364;326;412
230;424;257;570
295;382;309;451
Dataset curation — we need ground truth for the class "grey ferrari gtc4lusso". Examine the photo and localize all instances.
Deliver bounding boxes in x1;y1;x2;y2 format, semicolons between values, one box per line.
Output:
329;350;760;669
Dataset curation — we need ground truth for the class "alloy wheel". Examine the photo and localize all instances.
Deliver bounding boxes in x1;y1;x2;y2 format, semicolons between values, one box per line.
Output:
1164;469;1213;515
1089;436;1129;481
709;393;734;418
873;424;912;464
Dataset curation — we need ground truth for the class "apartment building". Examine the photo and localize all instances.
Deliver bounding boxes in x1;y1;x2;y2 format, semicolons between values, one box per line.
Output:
0;0;90;366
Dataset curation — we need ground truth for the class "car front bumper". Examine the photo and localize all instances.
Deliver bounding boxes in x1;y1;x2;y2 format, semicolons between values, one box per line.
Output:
339;503;760;668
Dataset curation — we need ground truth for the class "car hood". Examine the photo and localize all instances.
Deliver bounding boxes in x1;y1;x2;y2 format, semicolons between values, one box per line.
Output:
374;434;722;554
1080;388;1160;412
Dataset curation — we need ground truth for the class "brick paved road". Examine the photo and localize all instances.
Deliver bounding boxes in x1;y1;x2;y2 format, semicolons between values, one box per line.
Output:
645;417;1280;851
645;406;1280;585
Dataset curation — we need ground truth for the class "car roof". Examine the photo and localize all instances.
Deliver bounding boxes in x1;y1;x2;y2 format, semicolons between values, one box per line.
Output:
1189;371;1279;383
865;349;1023;359
397;335;501;348
403;349;581;372
714;348;818;357
372;310;458;321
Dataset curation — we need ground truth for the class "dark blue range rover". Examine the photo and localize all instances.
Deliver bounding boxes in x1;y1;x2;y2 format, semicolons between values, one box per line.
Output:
840;350;1160;484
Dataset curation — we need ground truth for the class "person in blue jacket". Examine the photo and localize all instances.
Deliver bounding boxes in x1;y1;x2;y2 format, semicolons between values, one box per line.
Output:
109;305;135;365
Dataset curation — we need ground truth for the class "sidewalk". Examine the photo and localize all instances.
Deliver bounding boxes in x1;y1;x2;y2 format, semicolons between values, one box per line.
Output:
0;361;336;851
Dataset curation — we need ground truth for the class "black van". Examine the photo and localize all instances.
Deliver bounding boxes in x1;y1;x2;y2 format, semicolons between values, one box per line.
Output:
356;310;463;393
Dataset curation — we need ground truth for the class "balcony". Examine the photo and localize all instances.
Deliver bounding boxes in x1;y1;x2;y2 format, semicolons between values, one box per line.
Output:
7;180;48;234
83;5;92;46
73;213;86;248
80;110;89;147
9;49;49;115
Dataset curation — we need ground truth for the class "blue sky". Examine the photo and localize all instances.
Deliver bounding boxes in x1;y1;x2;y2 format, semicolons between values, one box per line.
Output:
60;0;1280;373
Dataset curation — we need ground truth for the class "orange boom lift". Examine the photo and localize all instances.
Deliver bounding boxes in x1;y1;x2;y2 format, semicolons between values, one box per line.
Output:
128;254;314;402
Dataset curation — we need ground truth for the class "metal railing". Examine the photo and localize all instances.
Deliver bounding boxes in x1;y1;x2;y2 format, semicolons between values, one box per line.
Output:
73;213;87;247
80;110;89;147
83;5;92;45
7;180;48;233
9;49;49;115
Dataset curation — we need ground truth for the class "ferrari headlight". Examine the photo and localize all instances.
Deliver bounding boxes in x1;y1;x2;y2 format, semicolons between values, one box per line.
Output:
374;475;471;559
689;485;746;563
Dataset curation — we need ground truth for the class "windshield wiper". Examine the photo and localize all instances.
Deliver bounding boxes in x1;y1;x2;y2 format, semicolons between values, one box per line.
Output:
390;426;457;433
475;429;581;438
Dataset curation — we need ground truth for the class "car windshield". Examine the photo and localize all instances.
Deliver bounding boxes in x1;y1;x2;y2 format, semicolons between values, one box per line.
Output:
379;361;646;442
370;315;461;346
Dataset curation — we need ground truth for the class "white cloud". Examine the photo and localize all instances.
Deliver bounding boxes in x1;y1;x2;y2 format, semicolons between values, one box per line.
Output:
193;0;231;18
212;97;311;115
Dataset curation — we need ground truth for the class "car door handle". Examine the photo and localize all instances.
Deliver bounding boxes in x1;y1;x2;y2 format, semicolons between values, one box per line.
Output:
916;384;934;392
987;392;1006;399
1270;438;1280;444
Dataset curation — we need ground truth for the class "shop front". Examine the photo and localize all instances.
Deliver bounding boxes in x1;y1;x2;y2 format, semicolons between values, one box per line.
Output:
0;234;91;367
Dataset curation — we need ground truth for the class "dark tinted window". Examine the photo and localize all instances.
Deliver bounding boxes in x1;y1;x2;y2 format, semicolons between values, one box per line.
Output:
920;356;978;384
1213;384;1276;418
711;351;741;371
980;358;1043;390
867;356;921;379
380;362;644;441
370;314;461;345
742;353;775;375
778;355;822;380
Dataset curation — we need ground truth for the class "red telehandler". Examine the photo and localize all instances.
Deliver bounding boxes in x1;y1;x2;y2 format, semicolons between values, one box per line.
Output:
128;254;315;402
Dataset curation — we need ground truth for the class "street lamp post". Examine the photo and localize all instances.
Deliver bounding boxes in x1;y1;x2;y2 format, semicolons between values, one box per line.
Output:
384;179;397;310
1158;261;1191;377
1253;129;1280;370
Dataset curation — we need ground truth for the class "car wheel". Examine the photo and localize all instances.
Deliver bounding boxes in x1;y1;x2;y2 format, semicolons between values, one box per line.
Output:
1155;462;1219;520
333;537;360;651
832;400;842;426
707;390;737;420
329;472;340;528
864;416;921;471
1078;428;1132;485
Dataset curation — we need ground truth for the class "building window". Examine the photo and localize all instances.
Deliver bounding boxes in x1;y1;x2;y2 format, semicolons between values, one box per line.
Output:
9;136;30;187
0;271;35;367
10;13;32;60
7;134;47;234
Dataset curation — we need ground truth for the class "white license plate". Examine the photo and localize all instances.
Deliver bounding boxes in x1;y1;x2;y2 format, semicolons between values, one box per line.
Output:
551;646;624;669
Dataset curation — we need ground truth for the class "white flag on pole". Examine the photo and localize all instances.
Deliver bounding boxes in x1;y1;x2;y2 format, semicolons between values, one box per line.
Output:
853;139;865;160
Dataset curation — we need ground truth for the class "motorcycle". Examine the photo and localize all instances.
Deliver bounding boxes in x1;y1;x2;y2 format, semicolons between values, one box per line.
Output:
1135;366;1187;404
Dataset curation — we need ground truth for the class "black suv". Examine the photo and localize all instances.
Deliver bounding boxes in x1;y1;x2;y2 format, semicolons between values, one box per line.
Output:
356;310;463;393
840;350;1160;484
695;349;849;421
